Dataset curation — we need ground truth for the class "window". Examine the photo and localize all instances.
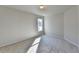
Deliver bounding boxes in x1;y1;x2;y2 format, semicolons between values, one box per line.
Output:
37;18;44;32
27;17;44;53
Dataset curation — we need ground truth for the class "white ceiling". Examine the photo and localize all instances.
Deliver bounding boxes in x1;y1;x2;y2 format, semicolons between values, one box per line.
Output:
5;5;74;16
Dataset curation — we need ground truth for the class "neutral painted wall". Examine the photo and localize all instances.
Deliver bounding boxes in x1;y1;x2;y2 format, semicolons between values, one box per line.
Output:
77;6;79;46
64;6;78;46
0;6;40;47
45;13;64;37
45;6;79;49
44;6;79;52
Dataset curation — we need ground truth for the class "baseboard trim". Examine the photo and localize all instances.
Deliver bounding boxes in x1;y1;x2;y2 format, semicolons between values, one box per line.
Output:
64;37;79;48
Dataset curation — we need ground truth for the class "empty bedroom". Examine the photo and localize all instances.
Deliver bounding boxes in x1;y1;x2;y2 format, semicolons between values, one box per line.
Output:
0;5;79;53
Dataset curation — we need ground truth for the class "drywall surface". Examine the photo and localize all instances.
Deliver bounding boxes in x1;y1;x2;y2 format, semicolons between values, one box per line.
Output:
45;13;64;37
64;6;78;46
77;6;79;46
0;6;39;47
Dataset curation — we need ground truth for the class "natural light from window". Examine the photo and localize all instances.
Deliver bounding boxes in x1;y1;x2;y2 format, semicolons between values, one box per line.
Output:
37;18;43;32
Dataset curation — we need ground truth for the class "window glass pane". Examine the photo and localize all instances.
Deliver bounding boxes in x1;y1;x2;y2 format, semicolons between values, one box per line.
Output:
37;18;43;31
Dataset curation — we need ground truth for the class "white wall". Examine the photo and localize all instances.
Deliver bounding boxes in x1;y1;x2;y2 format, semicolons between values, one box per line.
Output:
44;6;79;52
45;13;64;37
77;6;79;46
0;6;40;47
45;6;79;47
64;6;78;46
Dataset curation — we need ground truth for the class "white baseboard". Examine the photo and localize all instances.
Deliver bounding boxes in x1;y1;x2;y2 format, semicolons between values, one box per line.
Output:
64;37;79;48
